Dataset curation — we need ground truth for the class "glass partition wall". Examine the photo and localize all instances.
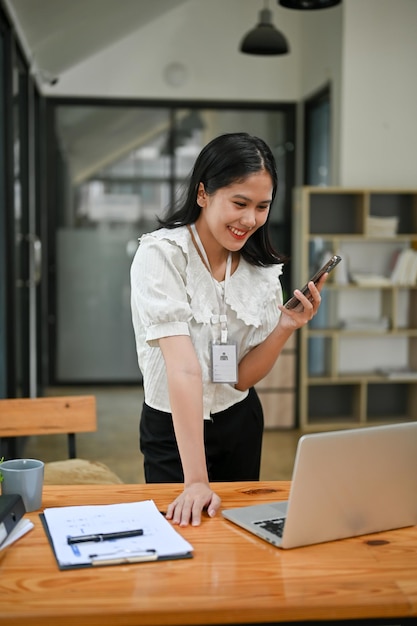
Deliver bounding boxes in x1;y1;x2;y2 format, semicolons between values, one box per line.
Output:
0;22;6;398
48;103;295;384
0;6;42;403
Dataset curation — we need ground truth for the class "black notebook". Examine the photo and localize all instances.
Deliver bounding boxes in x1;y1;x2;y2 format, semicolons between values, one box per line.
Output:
0;494;26;545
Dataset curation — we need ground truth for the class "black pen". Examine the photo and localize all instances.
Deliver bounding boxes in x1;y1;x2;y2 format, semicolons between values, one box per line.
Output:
67;529;144;545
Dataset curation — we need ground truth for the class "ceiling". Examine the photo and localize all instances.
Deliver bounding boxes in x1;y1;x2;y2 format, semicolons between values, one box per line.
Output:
2;0;291;184
4;0;194;182
5;0;188;76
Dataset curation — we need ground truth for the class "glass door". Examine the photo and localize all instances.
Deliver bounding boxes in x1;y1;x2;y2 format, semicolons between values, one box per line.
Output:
12;48;30;398
50;103;295;383
0;18;7;398
0;17;41;453
7;42;40;400
304;85;330;186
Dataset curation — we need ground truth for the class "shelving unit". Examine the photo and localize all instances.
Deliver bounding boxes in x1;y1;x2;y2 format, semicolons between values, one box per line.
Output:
256;333;296;429
292;187;417;431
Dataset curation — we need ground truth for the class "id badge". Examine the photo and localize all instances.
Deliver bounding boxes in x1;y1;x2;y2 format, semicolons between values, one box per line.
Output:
211;342;238;384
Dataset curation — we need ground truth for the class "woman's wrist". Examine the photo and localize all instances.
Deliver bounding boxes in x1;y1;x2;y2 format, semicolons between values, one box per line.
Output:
184;471;210;488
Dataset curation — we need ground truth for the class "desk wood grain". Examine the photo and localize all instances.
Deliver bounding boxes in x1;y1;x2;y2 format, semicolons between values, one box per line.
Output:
1;482;417;626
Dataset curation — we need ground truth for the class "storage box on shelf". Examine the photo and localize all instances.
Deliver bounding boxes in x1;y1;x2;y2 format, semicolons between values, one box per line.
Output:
292;187;417;431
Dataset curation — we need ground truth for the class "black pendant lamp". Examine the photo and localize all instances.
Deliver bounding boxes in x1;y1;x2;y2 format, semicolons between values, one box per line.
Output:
240;5;289;56
278;0;341;9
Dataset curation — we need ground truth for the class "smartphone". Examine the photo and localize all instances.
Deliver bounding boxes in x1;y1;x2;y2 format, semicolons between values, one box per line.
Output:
284;255;342;310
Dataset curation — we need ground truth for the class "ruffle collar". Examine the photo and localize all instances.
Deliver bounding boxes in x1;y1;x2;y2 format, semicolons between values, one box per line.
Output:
145;227;283;328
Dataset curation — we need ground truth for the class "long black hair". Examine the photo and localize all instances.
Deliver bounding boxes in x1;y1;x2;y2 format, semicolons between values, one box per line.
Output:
158;132;286;266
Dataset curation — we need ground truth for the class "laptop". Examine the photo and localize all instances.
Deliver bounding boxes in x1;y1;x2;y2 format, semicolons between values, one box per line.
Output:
222;422;417;549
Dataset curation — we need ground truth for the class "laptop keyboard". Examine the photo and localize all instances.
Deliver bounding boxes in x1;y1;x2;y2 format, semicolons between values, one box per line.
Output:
254;517;286;538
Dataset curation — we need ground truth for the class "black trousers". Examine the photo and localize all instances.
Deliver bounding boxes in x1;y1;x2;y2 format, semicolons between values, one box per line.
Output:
140;387;264;483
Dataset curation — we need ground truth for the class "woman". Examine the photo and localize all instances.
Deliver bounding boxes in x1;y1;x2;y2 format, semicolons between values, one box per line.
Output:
130;132;325;527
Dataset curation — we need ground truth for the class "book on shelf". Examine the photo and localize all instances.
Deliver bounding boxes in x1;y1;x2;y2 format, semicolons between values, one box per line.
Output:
341;317;390;332
377;367;417;380
390;249;417;285
350;273;393;287
349;249;417;288
366;215;398;237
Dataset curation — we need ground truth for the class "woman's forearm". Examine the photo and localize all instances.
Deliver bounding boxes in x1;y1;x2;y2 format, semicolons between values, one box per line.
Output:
159;335;209;485
170;375;209;485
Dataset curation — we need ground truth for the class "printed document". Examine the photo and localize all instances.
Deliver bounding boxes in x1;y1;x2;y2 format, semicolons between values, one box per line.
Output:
42;499;193;568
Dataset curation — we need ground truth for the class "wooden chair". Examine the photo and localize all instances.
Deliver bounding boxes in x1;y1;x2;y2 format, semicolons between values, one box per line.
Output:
0;395;123;485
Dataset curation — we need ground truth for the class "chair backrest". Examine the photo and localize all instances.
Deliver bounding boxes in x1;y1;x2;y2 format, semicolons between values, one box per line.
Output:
0;395;97;458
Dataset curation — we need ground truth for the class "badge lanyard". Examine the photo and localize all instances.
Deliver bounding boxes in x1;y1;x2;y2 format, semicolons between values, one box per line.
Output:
189;223;238;384
190;223;231;343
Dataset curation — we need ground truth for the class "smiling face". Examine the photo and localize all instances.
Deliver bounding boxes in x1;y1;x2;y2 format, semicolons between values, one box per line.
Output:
195;169;273;259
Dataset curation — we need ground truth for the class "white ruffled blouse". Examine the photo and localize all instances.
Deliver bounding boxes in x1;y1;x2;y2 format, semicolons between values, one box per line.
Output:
130;226;284;420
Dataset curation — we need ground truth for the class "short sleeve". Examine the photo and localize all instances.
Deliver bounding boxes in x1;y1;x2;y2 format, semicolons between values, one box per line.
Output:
131;234;192;345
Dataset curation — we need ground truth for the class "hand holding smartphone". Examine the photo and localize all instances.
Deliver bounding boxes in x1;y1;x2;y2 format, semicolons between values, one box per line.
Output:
284;255;342;310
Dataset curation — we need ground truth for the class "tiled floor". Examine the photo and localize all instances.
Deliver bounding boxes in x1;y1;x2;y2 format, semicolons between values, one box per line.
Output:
24;386;302;484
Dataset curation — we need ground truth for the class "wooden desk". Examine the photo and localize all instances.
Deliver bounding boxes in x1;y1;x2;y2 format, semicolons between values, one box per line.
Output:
1;482;417;626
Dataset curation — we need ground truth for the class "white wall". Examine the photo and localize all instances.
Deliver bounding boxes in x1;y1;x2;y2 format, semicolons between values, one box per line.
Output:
43;0;417;189
50;0;302;102
339;0;417;187
299;6;343;184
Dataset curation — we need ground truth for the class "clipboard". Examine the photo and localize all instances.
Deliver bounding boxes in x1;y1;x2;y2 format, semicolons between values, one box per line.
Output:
40;500;193;570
